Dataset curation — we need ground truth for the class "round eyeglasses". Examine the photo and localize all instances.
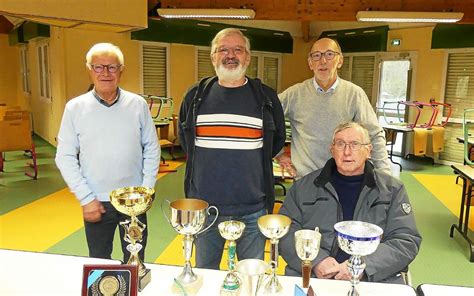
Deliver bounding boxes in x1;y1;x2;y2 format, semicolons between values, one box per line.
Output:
333;140;369;151
89;64;122;73
214;46;246;56
309;50;340;61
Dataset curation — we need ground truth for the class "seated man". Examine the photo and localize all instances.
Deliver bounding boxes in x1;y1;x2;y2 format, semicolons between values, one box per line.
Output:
279;122;421;284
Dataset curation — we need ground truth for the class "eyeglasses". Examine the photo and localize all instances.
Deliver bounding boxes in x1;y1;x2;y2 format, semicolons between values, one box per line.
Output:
333;140;369;151
89;64;122;73
214;46;246;56
309;50;340;61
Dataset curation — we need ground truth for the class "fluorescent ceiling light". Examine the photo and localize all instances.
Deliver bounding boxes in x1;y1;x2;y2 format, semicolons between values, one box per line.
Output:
356;11;463;23
157;8;255;19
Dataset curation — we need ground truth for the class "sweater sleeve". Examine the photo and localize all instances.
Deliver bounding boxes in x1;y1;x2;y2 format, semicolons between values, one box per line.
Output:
353;90;392;175
55;105;95;206
140;102;160;189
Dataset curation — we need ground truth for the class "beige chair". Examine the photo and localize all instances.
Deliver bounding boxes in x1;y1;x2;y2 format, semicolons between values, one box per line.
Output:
0;110;37;179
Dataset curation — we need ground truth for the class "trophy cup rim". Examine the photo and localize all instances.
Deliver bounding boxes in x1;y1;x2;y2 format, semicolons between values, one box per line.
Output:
170;198;209;211
109;186;155;216
334;221;383;241
257;214;291;228
218;220;246;240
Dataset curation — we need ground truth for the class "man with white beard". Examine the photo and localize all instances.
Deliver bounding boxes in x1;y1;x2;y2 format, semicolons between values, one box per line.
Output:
178;28;286;269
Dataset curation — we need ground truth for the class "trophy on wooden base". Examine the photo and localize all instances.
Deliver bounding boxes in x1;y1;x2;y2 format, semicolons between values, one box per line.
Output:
110;186;155;291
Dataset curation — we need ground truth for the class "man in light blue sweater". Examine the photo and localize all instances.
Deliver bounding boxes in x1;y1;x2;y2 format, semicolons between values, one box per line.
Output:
277;38;391;179
55;43;160;262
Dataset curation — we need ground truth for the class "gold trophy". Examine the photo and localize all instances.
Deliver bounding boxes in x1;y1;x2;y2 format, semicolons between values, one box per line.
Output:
110;186;154;291
295;228;321;288
162;198;219;290
218;220;246;295
257;214;291;294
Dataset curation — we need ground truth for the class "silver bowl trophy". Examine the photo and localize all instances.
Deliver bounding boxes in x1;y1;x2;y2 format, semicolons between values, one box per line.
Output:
334;221;383;296
257;214;291;294
162;198;219;290
109;186;155;291
295;228;321;288
235;259;269;296
218;220;246;295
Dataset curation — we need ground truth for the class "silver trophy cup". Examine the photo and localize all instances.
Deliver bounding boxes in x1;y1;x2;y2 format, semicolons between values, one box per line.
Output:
295;228;321;288
334;221;383;296
162;198;219;285
218;220;246;293
236;259;269;296
257;214;291;294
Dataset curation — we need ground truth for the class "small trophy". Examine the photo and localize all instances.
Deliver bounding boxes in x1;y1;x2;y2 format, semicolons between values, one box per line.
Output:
334;221;383;296
110;186;155;291
235;259;269;296
295;228;321;288
218;220;246;294
162;198;219;287
257;214;291;294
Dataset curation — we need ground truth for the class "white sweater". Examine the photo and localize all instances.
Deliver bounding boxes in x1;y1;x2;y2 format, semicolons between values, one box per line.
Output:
279;78;391;178
55;89;160;205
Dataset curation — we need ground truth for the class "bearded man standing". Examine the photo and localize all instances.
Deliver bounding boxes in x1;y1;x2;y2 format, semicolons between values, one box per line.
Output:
178;28;286;269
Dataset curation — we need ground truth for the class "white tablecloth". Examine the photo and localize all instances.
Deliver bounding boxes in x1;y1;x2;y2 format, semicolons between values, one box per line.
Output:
0;249;417;296
417;283;474;296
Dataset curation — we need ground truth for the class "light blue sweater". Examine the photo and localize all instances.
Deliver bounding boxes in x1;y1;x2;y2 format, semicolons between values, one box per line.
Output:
55;89;160;205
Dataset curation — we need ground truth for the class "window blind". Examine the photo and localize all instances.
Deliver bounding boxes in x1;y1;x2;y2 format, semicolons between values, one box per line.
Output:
351;56;375;103
197;49;214;81
263;56;279;91
142;45;167;96
246;56;258;78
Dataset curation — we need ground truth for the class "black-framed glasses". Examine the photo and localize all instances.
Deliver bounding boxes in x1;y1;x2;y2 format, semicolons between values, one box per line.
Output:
214;46;246;56
89;64;122;73
309;50;340;61
333;140;369;151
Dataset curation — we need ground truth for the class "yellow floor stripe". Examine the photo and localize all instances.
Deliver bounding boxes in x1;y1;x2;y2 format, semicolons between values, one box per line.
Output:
0;188;83;251
0;161;184;252
155;235;287;275
412;174;473;230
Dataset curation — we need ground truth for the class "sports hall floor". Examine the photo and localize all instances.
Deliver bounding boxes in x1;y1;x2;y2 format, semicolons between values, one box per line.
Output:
0;136;473;288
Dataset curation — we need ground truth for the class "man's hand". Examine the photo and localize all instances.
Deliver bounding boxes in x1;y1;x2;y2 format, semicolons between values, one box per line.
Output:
313;257;339;279
327;260;352;281
82;199;106;222
274;153;297;178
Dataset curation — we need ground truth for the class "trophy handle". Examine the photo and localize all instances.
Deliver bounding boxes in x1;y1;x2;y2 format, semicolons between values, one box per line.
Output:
197;205;219;235
160;199;172;225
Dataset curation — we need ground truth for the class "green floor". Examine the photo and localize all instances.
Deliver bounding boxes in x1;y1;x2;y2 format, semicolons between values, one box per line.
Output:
0;136;473;288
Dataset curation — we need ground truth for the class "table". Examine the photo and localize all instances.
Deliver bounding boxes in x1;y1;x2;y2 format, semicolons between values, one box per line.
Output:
450;164;474;262
417;283;474;296
382;124;413;172
0;249;417;296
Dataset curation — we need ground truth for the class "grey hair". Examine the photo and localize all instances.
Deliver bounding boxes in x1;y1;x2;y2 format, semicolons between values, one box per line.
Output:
309;37;342;57
210;28;251;55
85;43;124;69
331;122;371;144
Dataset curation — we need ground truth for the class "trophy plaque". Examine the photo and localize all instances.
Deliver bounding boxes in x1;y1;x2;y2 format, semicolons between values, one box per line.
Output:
218;220;246;294
257;214;291;294
82;264;138;296
110;186;155;291
334;221;383;296
162;198;219;287
295;228;321;288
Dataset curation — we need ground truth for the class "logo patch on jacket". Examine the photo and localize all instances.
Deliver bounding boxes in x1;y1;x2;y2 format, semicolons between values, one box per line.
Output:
401;203;412;215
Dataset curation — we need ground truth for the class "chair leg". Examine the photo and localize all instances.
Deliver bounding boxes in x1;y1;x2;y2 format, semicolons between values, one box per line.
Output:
25;144;38;179
169;145;176;160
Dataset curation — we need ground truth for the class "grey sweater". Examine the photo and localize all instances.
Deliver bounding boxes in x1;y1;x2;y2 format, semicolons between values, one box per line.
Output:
279;78;391;178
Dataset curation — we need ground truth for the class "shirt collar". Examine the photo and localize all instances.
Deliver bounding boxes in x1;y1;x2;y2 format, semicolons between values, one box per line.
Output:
92;88;121;107
312;77;339;95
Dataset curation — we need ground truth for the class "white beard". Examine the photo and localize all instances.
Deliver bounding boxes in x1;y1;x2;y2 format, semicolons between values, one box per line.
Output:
214;63;247;82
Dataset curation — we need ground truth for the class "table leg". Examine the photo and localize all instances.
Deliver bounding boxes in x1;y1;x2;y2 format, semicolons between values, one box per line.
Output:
388;138;402;172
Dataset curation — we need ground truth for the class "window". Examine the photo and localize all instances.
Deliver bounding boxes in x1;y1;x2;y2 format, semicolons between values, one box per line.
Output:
196;48;281;91
439;50;474;163
37;42;51;100
141;43;168;97
20;45;30;94
338;54;376;106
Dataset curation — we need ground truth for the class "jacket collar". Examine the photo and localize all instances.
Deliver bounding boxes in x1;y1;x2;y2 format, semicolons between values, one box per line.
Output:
314;158;376;188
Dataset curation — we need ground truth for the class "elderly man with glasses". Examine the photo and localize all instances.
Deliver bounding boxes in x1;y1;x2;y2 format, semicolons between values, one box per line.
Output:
279;122;421;284
178;28;286;269
55;43;160;262
276;38;391;179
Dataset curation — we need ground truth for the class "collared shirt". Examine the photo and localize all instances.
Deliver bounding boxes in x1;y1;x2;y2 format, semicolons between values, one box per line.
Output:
92;88;121;107
312;77;339;95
